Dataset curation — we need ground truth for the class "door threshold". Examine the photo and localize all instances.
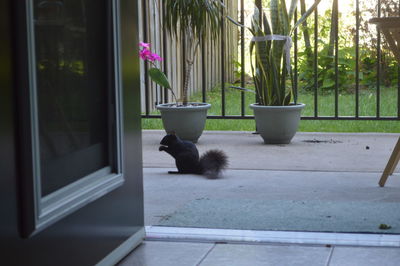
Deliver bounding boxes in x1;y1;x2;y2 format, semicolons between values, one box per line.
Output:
145;226;400;247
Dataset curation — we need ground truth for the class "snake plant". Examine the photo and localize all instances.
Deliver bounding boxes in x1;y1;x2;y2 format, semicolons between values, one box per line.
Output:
235;0;321;106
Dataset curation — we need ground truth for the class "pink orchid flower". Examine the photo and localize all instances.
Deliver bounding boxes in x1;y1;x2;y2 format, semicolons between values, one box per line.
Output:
139;45;163;62
139;42;150;48
137;42;175;101
148;52;163;62
139;48;151;60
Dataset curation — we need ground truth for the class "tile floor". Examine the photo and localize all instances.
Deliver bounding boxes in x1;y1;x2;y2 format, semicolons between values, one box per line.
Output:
118;240;400;266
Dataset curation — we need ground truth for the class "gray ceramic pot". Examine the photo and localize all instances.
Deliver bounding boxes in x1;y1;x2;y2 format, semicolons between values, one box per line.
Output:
156;102;211;143
250;103;305;144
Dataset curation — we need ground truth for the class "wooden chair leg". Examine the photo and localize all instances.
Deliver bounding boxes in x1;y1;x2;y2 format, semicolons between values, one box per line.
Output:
389;146;400;175
379;137;400;187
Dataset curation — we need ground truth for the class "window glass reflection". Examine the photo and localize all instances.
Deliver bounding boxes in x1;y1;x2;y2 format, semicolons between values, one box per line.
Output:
34;0;110;196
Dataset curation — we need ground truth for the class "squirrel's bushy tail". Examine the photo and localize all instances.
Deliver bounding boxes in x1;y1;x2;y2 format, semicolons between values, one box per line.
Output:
199;149;228;179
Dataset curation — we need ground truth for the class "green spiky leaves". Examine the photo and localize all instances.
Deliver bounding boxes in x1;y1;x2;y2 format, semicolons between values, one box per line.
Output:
248;0;321;106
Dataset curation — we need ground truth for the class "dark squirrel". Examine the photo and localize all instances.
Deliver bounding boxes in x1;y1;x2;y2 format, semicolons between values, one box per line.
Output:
159;133;228;179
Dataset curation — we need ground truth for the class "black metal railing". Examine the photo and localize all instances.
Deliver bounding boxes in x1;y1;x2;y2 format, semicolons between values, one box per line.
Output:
141;0;400;121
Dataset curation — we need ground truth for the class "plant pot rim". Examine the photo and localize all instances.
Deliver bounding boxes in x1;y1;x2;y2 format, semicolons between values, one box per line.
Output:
250;103;306;109
156;102;211;110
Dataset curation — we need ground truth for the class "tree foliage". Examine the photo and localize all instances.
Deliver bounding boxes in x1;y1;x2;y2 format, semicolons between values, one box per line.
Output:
296;0;399;93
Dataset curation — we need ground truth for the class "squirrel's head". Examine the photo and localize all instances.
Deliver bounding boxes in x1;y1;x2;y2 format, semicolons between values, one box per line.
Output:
160;132;179;147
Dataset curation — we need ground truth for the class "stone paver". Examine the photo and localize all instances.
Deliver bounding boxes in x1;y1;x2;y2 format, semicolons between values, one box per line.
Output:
119;241;400;266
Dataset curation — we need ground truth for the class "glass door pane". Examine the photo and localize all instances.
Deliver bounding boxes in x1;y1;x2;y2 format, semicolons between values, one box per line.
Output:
33;0;110;196
20;0;124;237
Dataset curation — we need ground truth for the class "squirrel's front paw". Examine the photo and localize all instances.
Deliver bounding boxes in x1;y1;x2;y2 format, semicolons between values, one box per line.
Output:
159;146;165;151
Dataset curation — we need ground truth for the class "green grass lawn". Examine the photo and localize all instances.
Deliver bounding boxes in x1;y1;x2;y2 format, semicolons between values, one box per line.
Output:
142;86;400;133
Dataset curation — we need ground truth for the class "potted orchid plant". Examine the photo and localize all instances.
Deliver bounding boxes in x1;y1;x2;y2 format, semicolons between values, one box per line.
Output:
139;42;177;103
150;0;224;143
139;41;211;143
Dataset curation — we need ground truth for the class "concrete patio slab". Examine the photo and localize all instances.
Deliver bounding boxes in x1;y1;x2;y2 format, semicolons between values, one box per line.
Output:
144;168;400;233
142;130;400;233
143;130;400;172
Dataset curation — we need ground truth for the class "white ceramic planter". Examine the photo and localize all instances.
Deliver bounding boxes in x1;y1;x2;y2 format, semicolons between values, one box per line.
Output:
156;102;211;143
250;103;305;144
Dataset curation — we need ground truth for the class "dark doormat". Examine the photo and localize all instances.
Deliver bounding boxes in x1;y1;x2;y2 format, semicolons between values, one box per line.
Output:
157;199;400;234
